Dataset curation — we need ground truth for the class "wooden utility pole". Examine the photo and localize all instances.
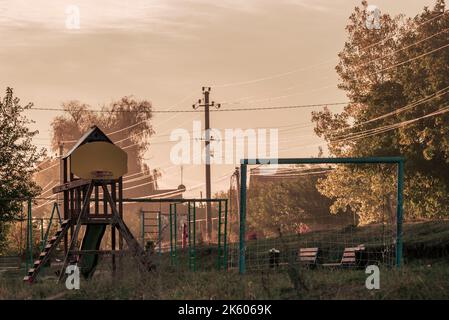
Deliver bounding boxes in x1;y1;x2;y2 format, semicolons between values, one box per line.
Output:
193;87;221;241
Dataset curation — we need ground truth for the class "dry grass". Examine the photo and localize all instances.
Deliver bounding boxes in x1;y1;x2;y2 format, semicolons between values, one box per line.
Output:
1;258;448;300
1;220;448;300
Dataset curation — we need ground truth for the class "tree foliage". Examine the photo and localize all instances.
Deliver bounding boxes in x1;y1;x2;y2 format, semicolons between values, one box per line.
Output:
0;88;45;250
312;0;449;223
51;96;155;174
247;171;354;237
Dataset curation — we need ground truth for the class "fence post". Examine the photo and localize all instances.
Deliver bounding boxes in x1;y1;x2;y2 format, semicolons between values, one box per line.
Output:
224;199;228;270
396;160;404;267
140;210;145;247
239;164;247;274
27;199;33;271
158;212;162;255
169;204;173;265
217;200;222;270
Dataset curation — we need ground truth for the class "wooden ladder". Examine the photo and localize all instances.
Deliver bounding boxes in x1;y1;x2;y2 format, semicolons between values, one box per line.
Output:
23;219;71;283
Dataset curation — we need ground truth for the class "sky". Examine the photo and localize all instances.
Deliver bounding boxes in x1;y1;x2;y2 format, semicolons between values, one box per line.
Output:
0;0;438;197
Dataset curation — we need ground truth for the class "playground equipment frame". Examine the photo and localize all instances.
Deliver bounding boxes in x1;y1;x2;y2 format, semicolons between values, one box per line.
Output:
125;198;228;271
238;157;405;274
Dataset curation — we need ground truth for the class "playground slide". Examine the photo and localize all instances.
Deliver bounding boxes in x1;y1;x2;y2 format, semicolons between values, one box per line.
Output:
78;224;106;279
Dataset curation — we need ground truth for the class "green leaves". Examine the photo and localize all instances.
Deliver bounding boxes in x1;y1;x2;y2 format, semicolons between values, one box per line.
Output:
312;1;449;223
0;87;45;248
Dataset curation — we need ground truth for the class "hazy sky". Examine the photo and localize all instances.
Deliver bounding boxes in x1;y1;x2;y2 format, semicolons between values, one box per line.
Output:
0;0;437;196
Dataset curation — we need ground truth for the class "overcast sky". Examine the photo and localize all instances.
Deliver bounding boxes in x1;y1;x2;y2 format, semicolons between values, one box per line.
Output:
0;0;437;196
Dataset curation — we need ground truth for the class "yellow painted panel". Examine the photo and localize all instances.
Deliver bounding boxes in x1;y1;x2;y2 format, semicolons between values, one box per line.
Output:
71;141;128;179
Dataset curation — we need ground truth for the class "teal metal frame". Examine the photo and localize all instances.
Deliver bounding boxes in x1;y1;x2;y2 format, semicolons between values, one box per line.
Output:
238;157;405;274
24;201;62;274
167;199;228;271
40;202;62;251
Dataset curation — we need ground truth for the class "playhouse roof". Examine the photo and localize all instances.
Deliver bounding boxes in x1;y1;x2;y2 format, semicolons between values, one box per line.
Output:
63;126;113;159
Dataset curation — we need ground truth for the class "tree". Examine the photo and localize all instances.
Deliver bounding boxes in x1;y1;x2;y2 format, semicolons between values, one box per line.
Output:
312;0;449;223
51;96;154;174
0;87;45;250
247;170;354;237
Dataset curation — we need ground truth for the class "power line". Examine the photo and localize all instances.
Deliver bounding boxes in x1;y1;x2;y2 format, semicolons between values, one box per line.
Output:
30;101;348;114
209;11;448;89
371;42;449;75
221;40;449;106
330;103;449;143
217;23;449;106
356;27;449;69
34;162;59;174
29;40;448;120
332;86;449;136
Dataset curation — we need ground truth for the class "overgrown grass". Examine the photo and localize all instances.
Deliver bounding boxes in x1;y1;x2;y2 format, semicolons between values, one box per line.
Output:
1;220;448;300
1;258;448;300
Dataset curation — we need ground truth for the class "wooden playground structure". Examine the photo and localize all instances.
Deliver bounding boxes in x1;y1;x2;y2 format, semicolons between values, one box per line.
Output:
20;126;229;283
24;126;150;283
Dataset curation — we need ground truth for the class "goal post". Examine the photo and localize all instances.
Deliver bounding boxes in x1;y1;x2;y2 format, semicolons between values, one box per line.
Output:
238;157;405;274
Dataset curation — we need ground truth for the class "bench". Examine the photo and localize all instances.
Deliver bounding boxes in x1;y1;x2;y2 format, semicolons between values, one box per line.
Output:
298;247;320;268
0;256;21;271
341;245;366;267
322;245;366;268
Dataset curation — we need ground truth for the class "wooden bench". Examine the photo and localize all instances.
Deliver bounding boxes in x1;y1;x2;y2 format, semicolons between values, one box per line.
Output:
341;245;366;267
322;245;366;268
298;248;320;268
0;256;21;271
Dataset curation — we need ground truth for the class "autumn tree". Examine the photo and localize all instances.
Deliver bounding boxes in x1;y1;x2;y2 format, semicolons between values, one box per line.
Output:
51;96;155;175
247;170;354;237
312;0;449;223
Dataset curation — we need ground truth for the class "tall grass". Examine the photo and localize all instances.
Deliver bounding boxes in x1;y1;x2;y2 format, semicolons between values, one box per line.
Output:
1;258;448;300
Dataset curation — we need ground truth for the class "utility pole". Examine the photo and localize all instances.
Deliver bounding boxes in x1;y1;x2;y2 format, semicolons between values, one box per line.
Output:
180;165;184;186
193;87;221;241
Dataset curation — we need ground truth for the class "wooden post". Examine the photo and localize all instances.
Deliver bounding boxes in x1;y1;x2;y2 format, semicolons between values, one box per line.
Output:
111;181;117;273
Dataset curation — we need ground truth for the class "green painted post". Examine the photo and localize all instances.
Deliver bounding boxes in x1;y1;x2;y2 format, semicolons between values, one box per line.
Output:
140;210;145;247
40;218;44;250
173;203;178;267
158;212;162;255
27;199;33;270
193;202;197;272
396;160;404;267
188;201;192;270
41;202;56;251
25;203;29;273
55;202;62;224
223;199;229;270
239;164;247;274
217;201;222;270
169;204;173;264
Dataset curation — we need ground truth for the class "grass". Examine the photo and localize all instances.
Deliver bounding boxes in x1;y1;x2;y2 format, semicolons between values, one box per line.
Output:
0;220;448;300
1;258;448;299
